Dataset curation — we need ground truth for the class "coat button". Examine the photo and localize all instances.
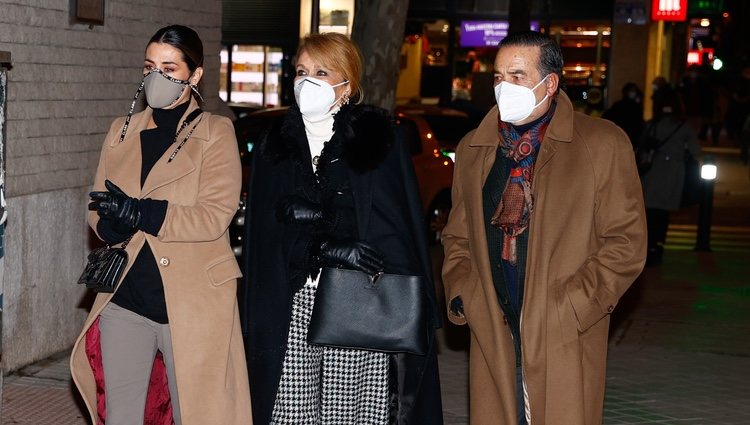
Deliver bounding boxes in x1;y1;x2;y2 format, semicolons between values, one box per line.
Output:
159;257;170;267
607;305;614;313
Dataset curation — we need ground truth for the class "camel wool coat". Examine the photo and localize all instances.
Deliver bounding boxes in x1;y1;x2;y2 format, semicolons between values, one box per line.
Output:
70;99;253;424
442;91;647;425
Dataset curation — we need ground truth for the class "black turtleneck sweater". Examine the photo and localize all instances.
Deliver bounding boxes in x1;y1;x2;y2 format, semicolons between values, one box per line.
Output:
105;102;188;324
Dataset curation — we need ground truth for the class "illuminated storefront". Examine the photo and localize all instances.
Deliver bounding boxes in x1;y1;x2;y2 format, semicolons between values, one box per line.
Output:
399;0;615;114
220;0;355;108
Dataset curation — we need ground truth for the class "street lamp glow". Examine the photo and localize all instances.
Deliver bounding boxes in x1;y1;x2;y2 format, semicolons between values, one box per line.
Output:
712;57;723;70
701;164;717;180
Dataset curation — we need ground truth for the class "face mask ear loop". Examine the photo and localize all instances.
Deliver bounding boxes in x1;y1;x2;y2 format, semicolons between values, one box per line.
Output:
118;79;145;144
189;84;204;103
329;80;350;108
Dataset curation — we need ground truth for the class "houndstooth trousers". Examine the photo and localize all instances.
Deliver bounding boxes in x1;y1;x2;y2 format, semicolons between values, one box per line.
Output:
271;279;389;425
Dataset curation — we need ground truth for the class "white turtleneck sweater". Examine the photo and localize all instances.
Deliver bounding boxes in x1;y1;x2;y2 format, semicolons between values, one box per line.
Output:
301;107;340;288
303;106;339;172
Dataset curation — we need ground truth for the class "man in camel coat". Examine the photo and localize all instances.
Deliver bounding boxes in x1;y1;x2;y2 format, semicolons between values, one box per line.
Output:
442;31;646;425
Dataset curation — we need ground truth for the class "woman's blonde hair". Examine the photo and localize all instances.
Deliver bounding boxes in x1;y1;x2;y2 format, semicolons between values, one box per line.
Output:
296;33;364;104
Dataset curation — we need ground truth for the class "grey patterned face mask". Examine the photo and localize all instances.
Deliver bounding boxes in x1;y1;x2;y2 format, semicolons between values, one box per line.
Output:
143;68;190;109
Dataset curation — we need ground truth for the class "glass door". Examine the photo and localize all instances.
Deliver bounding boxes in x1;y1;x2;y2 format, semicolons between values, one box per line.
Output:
220;45;283;108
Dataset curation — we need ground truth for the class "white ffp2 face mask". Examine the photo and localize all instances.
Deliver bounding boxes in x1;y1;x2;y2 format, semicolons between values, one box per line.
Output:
494;75;550;123
294;77;349;118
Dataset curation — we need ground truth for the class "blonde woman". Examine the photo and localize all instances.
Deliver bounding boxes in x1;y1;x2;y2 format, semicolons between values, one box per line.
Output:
240;33;443;425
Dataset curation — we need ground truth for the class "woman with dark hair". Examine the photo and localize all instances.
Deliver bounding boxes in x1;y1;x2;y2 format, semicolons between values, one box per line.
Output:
639;88;701;266
240;32;443;425
70;25;252;424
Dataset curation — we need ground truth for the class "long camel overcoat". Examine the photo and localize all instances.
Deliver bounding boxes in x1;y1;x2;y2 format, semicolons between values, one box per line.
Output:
442;91;647;425
70;99;253;424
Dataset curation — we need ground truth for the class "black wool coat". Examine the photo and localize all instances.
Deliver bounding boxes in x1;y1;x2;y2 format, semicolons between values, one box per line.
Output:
239;104;444;425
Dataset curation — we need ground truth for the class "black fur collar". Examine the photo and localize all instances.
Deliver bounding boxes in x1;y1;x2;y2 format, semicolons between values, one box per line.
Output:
260;104;395;173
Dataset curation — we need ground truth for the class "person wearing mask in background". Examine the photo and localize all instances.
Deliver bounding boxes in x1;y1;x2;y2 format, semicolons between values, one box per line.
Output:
240;33;443;425
602;82;645;149
651;76;671;118
639;88;701;266
70;25;252;425
442;31;647;425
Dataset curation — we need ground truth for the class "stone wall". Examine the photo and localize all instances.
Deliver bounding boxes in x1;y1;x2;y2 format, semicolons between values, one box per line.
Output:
0;0;224;372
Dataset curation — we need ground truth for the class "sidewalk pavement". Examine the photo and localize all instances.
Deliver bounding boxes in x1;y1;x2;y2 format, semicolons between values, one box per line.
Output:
4;245;748;424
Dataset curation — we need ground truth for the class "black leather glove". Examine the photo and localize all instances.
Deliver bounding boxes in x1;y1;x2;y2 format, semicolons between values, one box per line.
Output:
318;239;384;275
276;196;322;225
88;179;141;234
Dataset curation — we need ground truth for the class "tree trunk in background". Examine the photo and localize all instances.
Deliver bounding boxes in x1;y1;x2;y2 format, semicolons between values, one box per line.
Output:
508;0;531;35
351;0;409;112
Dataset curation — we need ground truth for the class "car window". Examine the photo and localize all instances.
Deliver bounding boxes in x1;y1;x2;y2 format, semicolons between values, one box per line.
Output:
233;114;283;165
395;117;422;156
420;115;475;148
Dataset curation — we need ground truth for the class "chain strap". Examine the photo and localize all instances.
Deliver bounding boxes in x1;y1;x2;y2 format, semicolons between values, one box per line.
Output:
168;112;203;162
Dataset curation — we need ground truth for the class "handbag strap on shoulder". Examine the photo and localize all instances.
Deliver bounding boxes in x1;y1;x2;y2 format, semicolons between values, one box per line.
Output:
654;121;684;151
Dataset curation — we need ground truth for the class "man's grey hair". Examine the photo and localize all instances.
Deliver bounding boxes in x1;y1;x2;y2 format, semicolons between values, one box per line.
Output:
500;31;564;89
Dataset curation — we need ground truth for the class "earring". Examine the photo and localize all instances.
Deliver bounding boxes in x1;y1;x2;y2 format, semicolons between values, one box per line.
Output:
341;92;350;106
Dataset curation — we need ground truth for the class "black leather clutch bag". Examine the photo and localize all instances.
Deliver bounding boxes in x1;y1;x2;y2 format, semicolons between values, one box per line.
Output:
78;239;130;293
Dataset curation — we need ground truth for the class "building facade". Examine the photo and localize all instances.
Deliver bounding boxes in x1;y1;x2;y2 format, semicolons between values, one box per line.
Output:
0;0;224;373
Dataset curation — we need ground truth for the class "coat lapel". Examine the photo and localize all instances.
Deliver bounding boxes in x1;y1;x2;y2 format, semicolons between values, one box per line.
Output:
141;100;205;198
105;110;147;197
469;106;501;184
535;91;575;175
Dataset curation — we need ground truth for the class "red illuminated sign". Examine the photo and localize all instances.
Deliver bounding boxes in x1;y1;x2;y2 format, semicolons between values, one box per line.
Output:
687;51;701;65
652;0;688;21
687;48;714;66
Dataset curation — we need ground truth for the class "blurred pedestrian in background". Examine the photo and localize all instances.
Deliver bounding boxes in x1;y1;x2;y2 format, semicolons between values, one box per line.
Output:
603;82;645;149
71;25;252;425
651;76;671;118
726;66;750;145
442;31;646;425
680;65;721;145
639;89;701;266
240;32;443;425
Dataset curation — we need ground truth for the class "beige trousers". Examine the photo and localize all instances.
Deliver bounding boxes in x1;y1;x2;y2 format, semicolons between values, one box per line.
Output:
99;303;182;425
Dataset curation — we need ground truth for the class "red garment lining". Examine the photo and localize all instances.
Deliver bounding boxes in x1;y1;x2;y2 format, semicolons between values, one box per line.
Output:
84;317;175;425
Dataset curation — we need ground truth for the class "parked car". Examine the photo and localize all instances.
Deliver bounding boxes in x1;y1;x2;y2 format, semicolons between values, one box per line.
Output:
228;107;455;256
395;104;480;161
227;102;262;120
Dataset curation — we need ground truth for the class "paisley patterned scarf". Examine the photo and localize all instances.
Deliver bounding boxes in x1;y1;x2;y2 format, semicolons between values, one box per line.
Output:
491;102;556;264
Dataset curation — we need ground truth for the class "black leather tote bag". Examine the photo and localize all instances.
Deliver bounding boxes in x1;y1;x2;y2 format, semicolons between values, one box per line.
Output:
307;267;430;355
